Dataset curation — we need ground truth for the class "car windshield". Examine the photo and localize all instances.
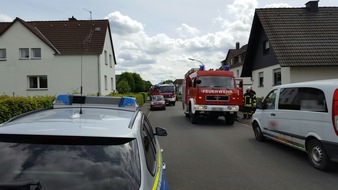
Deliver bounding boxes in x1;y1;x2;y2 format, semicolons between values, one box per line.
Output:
0;138;141;190
159;86;175;93
152;96;164;101
198;76;235;89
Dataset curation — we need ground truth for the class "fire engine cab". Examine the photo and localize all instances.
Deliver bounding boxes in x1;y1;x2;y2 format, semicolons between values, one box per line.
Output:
150;83;177;106
182;65;243;125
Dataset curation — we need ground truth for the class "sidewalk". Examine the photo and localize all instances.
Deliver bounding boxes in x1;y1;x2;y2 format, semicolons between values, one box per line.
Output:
141;101;252;126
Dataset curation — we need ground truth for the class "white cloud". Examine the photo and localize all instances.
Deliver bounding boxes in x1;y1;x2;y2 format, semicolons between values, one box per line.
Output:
175;23;200;38
264;3;291;8
0;14;13;22
105;11;144;36
113;0;259;84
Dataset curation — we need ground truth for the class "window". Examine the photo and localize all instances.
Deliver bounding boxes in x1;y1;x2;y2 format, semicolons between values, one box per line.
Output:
109;54;112;67
263;40;269;55
264;89;277;110
230;59;233;65
258;72;264;87
278;87;327;112
141;117;157;175
111;77;114;90
104;50;107;65
28;76;48;89
104;75;108;90
0;49;6;60
31;48;41;59
20;48;29;59
273;68;281;86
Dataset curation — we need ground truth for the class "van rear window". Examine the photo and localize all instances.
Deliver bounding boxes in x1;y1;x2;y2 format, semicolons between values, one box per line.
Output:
278;87;327;112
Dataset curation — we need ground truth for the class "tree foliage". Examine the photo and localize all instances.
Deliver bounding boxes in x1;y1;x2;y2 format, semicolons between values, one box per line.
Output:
116;79;131;94
117;72;152;93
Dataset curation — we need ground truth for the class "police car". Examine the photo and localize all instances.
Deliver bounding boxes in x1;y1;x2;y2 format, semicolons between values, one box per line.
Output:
0;94;170;189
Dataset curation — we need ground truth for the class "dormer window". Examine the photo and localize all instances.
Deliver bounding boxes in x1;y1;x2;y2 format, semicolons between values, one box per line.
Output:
263;40;269;55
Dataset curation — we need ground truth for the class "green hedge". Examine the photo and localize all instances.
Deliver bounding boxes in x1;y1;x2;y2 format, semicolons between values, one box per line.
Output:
0;96;55;124
0;93;148;124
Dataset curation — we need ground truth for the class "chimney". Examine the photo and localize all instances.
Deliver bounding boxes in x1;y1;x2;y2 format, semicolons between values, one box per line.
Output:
68;16;77;21
305;0;319;12
236;42;240;49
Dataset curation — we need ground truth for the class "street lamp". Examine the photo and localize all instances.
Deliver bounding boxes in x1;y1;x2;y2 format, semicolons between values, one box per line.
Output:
188;58;205;66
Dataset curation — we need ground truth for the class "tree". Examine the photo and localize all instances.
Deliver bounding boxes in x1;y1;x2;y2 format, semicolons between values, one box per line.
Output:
118;72;135;92
116;79;131;94
132;73;146;92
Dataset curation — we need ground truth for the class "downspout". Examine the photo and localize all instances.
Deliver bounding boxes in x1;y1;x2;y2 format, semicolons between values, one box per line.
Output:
97;55;101;96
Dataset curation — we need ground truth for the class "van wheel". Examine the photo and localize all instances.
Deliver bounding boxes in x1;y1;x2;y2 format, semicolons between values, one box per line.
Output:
253;122;265;141
307;139;331;171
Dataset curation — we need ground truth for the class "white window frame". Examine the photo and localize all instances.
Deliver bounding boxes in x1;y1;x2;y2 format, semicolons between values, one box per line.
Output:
273;68;281;86
104;75;108;90
258;72;264;87
31;48;41;59
104;50;108;65
109;54;112;67
0;49;6;61
27;75;48;90
20;48;30;59
263;40;270;55
111;77;114;91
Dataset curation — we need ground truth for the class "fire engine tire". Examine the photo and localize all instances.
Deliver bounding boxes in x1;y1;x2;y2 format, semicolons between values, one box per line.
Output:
185;113;190;118
189;110;198;124
225;115;235;125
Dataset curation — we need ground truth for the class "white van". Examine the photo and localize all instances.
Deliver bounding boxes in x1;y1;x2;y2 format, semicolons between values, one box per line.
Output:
252;79;338;171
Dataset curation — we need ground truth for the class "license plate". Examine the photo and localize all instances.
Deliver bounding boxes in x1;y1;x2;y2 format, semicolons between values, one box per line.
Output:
212;107;223;111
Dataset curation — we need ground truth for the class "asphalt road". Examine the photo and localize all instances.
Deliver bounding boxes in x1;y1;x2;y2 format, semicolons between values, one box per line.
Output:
141;101;338;190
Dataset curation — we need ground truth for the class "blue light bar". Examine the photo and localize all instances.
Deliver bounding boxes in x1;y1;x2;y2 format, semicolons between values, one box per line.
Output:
120;97;139;108
53;94;139;109
199;65;205;70
224;65;230;71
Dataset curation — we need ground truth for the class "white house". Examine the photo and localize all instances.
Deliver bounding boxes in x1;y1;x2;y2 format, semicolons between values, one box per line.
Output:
241;1;338;98
0;17;117;96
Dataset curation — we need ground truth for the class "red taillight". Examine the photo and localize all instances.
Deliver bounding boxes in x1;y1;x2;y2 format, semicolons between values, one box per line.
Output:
332;89;338;136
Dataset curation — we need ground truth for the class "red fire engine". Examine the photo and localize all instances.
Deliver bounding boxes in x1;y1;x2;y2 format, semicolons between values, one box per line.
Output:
150;83;177;106
182;66;243;125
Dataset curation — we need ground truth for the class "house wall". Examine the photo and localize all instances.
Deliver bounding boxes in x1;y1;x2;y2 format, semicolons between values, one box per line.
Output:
230;65;252;90
98;29;116;95
252;32;279;70
0;21;115;96
252;65;291;98
290;67;338;83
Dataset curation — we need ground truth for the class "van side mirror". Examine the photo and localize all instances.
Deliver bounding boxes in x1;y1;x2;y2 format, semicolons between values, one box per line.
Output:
256;102;265;109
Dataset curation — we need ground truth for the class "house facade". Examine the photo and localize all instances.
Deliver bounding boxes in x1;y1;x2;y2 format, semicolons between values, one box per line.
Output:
0;17;116;96
241;1;338;98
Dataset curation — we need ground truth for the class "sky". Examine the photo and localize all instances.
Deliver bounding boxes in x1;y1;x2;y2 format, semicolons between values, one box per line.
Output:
1;0;336;85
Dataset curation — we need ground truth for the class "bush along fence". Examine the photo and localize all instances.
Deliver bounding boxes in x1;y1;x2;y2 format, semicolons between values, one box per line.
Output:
0;93;148;124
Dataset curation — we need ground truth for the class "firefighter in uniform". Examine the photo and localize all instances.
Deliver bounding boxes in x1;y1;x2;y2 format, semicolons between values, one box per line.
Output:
243;86;256;119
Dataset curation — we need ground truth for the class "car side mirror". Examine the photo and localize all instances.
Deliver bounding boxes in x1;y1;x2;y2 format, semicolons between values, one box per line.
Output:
155;127;168;136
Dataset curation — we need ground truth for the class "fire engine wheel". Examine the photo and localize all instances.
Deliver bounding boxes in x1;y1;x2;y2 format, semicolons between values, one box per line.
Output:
225;114;235;125
189;110;198;124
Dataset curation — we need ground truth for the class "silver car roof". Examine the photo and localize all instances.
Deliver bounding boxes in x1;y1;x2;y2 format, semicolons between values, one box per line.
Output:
0;95;142;138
